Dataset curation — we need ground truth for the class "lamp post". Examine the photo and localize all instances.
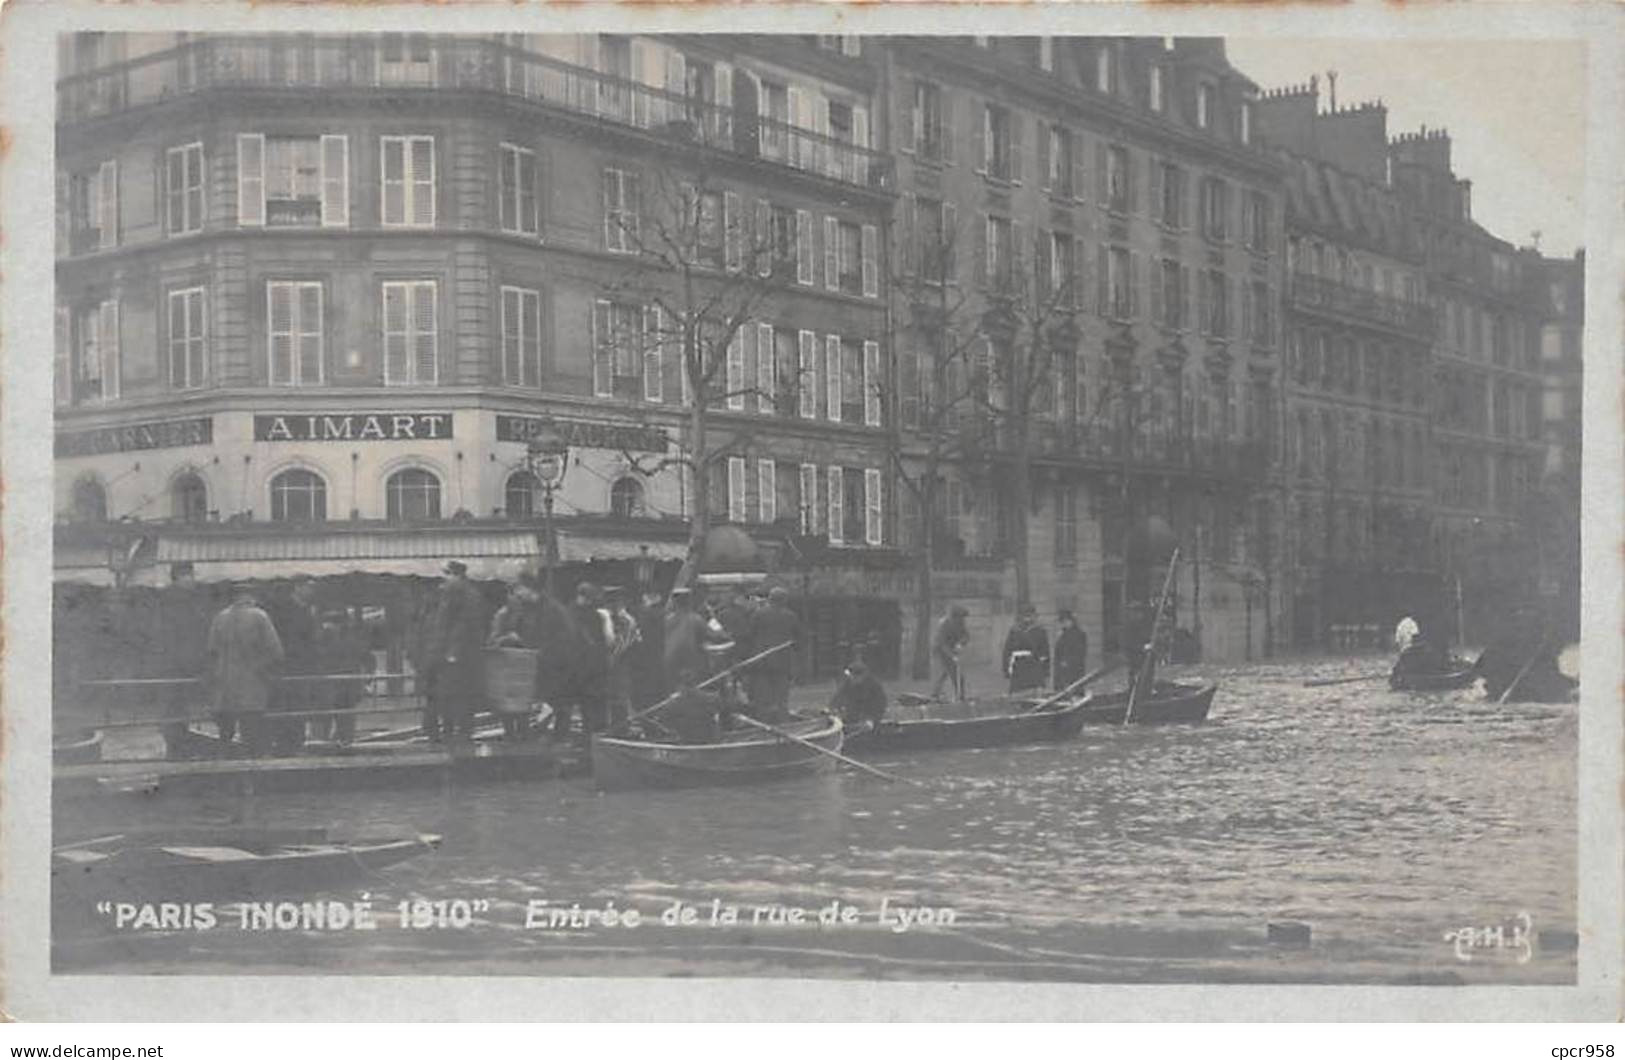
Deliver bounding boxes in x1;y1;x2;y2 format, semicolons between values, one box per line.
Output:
526;421;570;595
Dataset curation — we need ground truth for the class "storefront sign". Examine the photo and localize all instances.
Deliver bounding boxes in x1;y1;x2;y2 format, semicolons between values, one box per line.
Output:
254;413;454;443
496;414;669;453
55;417;213;458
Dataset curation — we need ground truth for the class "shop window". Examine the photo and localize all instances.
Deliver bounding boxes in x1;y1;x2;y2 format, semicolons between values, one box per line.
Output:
172;473;208;523
386;468;441;521
270;468;327;522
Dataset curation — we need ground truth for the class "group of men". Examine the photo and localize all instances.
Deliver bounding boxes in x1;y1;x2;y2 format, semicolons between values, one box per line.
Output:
930;603;1092;701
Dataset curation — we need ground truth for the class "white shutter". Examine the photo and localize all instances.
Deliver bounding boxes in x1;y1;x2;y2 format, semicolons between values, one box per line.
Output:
96;160;117;249
412;282;437;383
796;209;813;285
825;334;842;422
727;456;746;523
237;134;265;227
501;287;520;384
797;329;816;418
861;224;878;298
756;199;772;278
320;134;349;227
800;463;818;533
726;328;745;410
863;340;881;426
758;459;776;525
643;305;663;402
864;468;883;545
592;299;612;397
827;466;844;544
724;191;741;272
757;322;775;413
99;299;120;400
824;215;839;290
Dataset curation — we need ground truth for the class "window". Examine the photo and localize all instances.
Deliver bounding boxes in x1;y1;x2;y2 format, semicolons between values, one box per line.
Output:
499;286;542;388
386;468;441;521
755;460;777;524
1096;44;1114;93
1054;484;1078;565
70;478;107;523
1150;65;1166;113
1240;101;1253;145
167;287;206;390
1158;259;1184;328
913;81;945;162
1197;83;1216;129
610;476;646;519
1158;163;1185;228
237;135;348;228
727;457;747;523
172;473;208;523
765;203;797;277
1045;125;1074;197
598;166;639;253
1204;269;1228;336
270;469;327;522
864;468;884;546
986;215;1014;292
841;466;869;544
799;463;819;533
381;136;434;227
1039;36;1054;72
1107;146;1130;212
267;281;322;386
382;281;437;385
755;322;777;414
1251;280;1272;345
165;142;205;235
919;197;956;285
863;340;882;426
984;104;1013;181
379;33;434;86
827;466;845;544
499;143;538;236
1046;231;1077;305
1202;178;1229;240
1107;246;1132;320
798;330;817;418
593;300;649;400
66;160;117;252
684;185;725;269
505;471;537;518
1247;190;1270;251
839;338;865;424
825;218;874;297
795;209;814;285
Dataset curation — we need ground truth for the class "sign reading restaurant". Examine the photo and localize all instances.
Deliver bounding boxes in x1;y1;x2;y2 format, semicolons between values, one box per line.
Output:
253;413;454;442
56;416;213;457
496;414;669;454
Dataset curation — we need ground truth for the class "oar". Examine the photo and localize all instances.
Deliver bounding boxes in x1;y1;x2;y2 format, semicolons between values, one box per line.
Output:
626;641;793;725
732;713;916;786
1496;650;1543;705
1302;673;1389;688
1126;548;1181;726
1019;661;1122;714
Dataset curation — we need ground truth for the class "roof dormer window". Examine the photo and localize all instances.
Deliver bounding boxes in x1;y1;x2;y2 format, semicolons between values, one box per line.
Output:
1197;82;1216;129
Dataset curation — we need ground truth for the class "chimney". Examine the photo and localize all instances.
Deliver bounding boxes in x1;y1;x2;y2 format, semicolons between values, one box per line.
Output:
1253;77;1320;155
1314;99;1389;183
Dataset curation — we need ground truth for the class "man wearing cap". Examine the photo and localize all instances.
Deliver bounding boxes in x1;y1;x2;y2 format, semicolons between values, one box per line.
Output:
424;560;488;741
551;581;611;739
746;586;800;721
206;584;285;754
663;588;709;690
1003;603;1050;695
832;658;888;731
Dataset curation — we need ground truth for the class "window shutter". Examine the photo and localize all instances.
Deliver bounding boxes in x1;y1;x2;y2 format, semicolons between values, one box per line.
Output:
1129;251;1142;319
1068;236;1083;308
411;282;436;383
796;209;813;284
864;340;881;426
1125;149;1138;214
1150;260;1165;326
797;329;816;418
1095;140;1109;204
724;191;741;272
1069;134;1087;204
237;134;265;227
970;101;986;173
268;283;291;385
99;299;120;400
900;342;920;429
901;82;918;155
758;459;776;525
1037;126;1051;192
974;212;988;288
1150;160;1164;226
757;322;775;413
823;216;839;290
1240;192;1253;248
320;134;349;227
727;457;746;523
1241;282;1254;340
1036;229;1052;297
853;104;869;151
800;463;819;533
410;137;435;226
865;468;883;546
501;287;519;384
825;333;842;421
756;199;772;277
1096;244;1109;316
1011;219;1025;291
1009;113;1024;184
592;299;612;397
726;328;745;410
902;193;918;278
827;466;844;544
601;169;617;250
643;305;664;402
942;201;958;282
940;91;956;164
861;224;878;298
1181;264;1194;330
97;160;118;249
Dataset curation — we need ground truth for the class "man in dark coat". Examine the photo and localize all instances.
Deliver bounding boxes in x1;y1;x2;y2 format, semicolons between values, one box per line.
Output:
1052;609;1088;691
663;589;709;690
551;581;611;739
207;584;285;755
832;658;888;730
270;577;322;752
630;589;668;709
1003;604;1050;694
424;560;487;741
746;586;800;721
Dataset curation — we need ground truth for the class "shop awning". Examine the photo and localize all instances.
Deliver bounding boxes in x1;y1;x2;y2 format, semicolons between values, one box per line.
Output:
151;529;542;582
554;533;688;564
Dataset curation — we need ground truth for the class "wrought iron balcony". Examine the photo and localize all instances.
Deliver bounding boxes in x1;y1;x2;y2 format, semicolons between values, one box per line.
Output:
1288;272;1435;336
58;35;892;193
991;419;1276;481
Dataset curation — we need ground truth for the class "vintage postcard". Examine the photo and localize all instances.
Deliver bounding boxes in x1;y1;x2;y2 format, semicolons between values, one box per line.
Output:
2;0;1620;1022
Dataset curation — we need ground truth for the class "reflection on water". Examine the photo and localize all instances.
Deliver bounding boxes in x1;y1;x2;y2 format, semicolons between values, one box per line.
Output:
53;659;1577;982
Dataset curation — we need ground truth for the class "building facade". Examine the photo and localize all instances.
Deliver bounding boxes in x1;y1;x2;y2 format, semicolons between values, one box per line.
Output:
1532;249;1584;636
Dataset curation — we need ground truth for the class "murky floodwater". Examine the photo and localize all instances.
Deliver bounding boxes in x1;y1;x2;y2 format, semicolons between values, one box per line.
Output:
53;657;1577;982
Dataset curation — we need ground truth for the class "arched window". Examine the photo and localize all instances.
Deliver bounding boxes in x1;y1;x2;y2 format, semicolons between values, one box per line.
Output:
270;469;327;522
386;468;441;521
609;476;645;520
69;478;107;523
172;473;208;523
505;471;538;518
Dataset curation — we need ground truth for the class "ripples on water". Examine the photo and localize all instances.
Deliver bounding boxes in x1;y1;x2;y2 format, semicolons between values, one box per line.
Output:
54;658;1577;982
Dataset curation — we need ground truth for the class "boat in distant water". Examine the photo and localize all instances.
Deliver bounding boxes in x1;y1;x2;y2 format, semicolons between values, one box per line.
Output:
1390;663;1479;692
590;714;843;791
1074;681;1218;725
846;695;1091;755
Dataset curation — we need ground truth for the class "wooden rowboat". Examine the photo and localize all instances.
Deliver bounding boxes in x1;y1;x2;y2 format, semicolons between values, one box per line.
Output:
591;714;843;791
51;827;442;905
1389;663;1478;692
845;695;1091;756
1075;681;1218;725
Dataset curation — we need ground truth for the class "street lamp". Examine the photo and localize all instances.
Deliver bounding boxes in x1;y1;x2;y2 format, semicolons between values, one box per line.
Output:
526;421;570;594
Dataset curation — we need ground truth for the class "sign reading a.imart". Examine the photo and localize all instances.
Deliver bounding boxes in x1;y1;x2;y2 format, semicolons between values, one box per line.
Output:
254;413;454;442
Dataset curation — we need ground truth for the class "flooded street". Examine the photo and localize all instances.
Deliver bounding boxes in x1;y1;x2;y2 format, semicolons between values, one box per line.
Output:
53;656;1577;983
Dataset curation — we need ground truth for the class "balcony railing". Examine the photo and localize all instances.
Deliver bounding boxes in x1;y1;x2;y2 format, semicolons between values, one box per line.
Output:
1008;420;1274;480
1289;272;1435;335
59;35;892;192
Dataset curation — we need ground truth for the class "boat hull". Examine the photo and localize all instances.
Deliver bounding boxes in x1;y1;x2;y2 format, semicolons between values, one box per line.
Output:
1390;666;1478;692
846;697;1089;755
1076;682;1217;725
590;716;843;791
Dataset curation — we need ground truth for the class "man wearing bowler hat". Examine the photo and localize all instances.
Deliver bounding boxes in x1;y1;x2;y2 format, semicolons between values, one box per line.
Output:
424;560;487;741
